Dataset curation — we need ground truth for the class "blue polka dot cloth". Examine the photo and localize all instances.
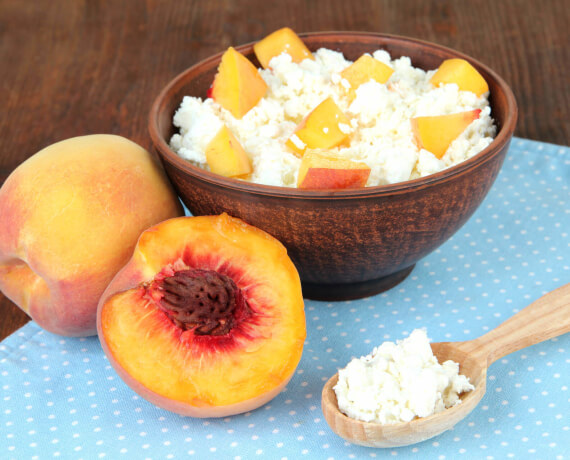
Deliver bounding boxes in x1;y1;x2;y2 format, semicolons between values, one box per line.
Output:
1;138;569;459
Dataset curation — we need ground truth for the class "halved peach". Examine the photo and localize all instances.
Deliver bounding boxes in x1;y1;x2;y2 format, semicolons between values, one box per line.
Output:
211;47;268;119
340;54;394;101
205;125;252;178
253;27;313;69
286;97;351;156
297;152;371;189
411;109;481;158
430;58;489;96
97;214;306;418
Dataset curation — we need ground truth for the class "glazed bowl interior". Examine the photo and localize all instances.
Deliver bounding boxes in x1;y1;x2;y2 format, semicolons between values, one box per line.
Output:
149;32;517;301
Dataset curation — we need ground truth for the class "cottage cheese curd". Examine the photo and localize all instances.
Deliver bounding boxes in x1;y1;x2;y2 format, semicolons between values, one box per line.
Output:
333;329;474;424
170;48;496;187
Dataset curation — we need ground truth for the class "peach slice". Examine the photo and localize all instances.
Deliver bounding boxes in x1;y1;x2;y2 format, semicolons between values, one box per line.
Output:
97;214;306;418
205;125;252;178
430;58;489;96
253;27;313;69
0;135;183;337
297;152;371;189
211;47;268;119
340;54;394;101
411;109;481;159
286;97;351;156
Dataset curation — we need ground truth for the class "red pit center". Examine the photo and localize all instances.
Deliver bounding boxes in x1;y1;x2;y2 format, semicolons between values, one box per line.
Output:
154;268;250;336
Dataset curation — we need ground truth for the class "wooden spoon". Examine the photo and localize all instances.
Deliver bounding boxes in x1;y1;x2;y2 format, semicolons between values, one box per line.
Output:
322;283;570;448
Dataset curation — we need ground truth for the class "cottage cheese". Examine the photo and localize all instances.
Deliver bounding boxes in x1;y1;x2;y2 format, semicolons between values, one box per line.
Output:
170;49;496;187
333;329;474;424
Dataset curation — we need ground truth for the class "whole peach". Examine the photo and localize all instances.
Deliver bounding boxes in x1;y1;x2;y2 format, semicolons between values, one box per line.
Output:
0;134;183;336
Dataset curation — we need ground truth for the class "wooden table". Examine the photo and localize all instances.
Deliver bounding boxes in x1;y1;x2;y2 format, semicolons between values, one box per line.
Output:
0;0;568;341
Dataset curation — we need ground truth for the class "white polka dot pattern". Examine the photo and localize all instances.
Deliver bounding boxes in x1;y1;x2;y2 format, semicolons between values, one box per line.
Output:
1;138;569;459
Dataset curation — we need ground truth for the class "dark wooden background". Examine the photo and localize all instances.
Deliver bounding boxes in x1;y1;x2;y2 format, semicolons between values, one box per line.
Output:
1;0;568;340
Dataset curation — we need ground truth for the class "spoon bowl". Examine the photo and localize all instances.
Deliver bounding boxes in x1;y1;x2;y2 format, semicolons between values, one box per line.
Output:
322;283;570;447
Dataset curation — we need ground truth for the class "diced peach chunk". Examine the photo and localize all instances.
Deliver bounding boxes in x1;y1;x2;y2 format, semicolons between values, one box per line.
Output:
286;97;350;156
411;109;482;159
211;47;267;119
340;54;394;101
205;125;252;178
253;27;313;69
430;58;489;97
297;152;371;189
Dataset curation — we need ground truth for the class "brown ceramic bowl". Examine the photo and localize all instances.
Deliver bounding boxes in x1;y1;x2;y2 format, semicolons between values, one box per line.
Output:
148;32;517;301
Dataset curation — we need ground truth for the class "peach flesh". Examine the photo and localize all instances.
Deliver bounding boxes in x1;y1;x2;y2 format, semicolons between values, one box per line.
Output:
411;109;482;159
286;97;350;156
97;214;306;417
205;125;252;178
253;27;314;69
210;47;267;119
430;58;489;96
340;54;394;101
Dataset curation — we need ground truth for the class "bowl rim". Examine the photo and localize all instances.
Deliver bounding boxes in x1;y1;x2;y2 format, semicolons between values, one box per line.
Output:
149;31;517;199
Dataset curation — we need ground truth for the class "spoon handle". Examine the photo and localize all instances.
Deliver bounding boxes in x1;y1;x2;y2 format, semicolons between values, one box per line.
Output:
463;283;570;366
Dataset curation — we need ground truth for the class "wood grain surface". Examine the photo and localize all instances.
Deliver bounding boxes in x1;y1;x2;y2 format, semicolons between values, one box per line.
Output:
0;0;568;340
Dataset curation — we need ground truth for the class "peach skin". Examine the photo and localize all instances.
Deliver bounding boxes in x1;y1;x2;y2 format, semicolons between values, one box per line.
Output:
0;134;183;336
297;152;371;189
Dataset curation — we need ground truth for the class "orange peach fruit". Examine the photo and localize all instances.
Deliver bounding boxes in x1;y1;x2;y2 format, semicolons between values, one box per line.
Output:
97;213;306;417
253;27;313;69
205;125;252;178
411;109;482;159
210;47;268;119
297;152;371;189
286;97;351;156
340;54;394;101
430;58;489;96
0;134;183;336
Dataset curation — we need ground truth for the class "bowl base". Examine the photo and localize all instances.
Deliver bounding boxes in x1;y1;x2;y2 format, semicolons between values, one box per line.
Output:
301;265;415;301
